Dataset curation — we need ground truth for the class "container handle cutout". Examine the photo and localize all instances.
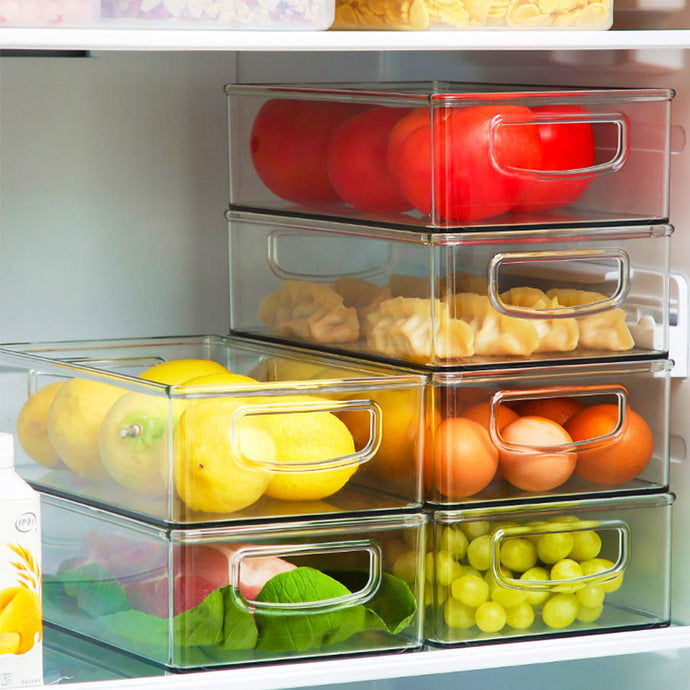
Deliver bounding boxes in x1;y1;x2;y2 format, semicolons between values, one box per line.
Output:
229;540;383;614
487;248;631;319
231;397;382;472
489;519;630;592
489;384;630;454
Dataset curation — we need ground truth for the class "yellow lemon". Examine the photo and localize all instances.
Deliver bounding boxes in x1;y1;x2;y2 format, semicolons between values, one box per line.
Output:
0;586;42;655
98;366;251;496
16;380;66;468
139;358;229;384
47;378;124;480
173;388;274;514
263;400;358;501
337;387;422;482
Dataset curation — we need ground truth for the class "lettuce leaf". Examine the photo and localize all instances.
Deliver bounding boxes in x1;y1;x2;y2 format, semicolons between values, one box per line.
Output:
60;563;131;617
253;566;417;653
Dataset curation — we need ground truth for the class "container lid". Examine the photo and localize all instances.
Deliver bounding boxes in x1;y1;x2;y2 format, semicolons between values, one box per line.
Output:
0;433;15;469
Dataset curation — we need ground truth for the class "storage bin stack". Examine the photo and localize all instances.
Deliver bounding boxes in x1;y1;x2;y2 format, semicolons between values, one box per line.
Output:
224;81;676;646
0;336;427;669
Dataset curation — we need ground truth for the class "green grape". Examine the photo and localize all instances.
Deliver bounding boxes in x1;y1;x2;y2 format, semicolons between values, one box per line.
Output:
506;601;535;630
475;601;507;633
524;521;549;544
392;550;418;585
576;602;604;624
490;583;528;609
485;569;527;609
440;525;469;560
451;574;490;608
550;558;584;593
500;537;538;573
425;581;448;608
443;598;476;630
425;552;435;584
547;515;580;524
491;521;520;535
580;558;624;593
542;593;579;628
519;566;551;606
569;530;602;562
536;532;574;565
435;549;463;586
467;534;492;572
461;520;491;540
460;564;484;579
576;584;605;608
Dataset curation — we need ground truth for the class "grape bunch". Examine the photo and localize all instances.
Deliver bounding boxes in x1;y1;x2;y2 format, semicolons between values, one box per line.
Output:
428;515;624;637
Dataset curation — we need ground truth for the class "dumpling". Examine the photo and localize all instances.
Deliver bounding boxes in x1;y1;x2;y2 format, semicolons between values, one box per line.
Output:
451;293;540;356
387;271;488;300
546;288;634;351
366;296;475;362
500;286;579;353
257;280;360;344
331;277;392;339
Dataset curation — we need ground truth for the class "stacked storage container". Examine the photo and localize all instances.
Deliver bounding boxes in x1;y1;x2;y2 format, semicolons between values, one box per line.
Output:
0;337;428;667
224;81;676;647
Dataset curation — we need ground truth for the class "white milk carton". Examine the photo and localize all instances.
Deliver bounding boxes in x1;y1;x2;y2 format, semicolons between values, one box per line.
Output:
0;433;42;688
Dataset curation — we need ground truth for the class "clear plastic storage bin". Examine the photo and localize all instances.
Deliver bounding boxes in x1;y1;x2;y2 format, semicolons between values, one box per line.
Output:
0;335;424;525
332;0;613;29
424;359;671;505
225;82;673;230
41;494;426;670
100;0;335;30
425;493;673;645
227;210;672;369
0;0;99;26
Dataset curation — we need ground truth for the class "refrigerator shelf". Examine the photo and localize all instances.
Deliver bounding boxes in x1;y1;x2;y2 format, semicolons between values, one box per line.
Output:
44;624;690;688
0;28;689;52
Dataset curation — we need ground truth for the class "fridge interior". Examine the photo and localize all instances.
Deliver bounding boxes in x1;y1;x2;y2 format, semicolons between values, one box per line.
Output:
1;10;690;688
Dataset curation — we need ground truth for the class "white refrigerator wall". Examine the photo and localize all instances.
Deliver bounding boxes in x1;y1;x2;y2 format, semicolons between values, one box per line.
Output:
1;46;690;688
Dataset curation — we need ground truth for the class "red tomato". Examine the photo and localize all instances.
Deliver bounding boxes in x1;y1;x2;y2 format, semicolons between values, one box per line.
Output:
386;106;428;178
512;105;596;214
391;105;543;223
326;106;414;214
250;99;369;205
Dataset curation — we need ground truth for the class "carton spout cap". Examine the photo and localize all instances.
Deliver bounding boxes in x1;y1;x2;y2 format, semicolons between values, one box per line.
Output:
0;433;15;469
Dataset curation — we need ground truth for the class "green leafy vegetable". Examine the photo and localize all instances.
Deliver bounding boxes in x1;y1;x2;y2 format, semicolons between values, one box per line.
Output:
54;560;417;659
60;563;131;617
255;567;367;652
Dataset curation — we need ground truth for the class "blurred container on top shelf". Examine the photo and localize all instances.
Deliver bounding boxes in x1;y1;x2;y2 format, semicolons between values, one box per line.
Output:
41;494;426;670
225;82;673;230
0;0;335;29
331;0;612;30
0;335;425;526
100;0;335;30
227;210;672;369
425;493;673;646
0;0;99;26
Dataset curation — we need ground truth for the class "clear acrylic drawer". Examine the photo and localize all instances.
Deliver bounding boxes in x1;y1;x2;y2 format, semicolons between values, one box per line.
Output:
426;493;673;645
41;494;426;670
424;359;671;505
0;335;424;525
225;82;673;230
227;210;672;369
